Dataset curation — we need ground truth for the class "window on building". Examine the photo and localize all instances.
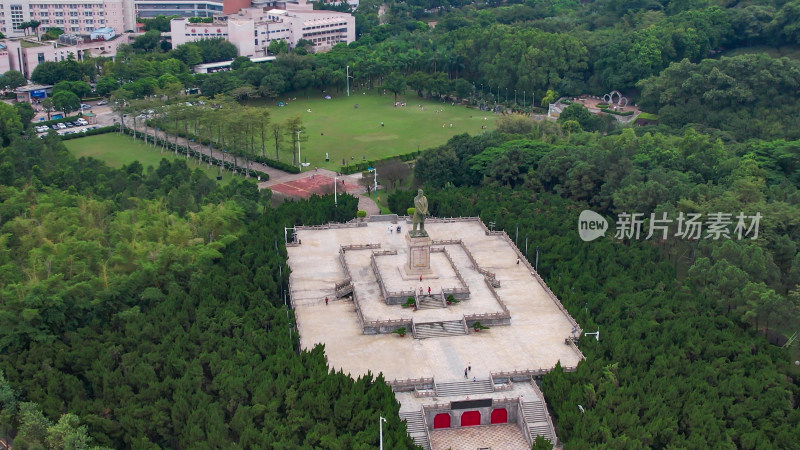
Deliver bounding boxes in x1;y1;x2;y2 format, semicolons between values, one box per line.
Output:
70;11;78;16
37;52;44;62
70;19;78;24
84;11;92;16
55;11;63;16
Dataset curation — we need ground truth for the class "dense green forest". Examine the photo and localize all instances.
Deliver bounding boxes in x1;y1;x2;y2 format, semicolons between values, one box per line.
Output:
390;115;800;446
0;122;414;447
4;0;800;447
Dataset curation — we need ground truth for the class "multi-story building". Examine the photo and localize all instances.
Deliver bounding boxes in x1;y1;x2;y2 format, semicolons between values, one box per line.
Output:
0;0;131;37
1;32;129;78
0;0;258;37
170;3;354;57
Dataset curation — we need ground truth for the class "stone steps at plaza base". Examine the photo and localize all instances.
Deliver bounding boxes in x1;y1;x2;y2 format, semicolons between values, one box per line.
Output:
435;379;495;397
522;401;556;445
399;410;431;450
413;320;466;339
417;296;445;309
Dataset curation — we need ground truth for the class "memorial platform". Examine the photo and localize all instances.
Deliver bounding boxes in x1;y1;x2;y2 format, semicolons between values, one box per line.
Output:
286;217;583;383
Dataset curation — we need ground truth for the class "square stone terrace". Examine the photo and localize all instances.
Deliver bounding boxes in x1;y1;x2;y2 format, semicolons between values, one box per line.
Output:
287;218;583;383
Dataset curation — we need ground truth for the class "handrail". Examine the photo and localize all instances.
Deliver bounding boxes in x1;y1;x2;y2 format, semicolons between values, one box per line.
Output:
530;377;559;446
421;405;432;447
519;401;533;448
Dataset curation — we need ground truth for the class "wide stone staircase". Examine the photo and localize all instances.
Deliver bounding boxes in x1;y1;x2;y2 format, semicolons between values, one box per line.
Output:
435;378;495;397
417;295;445;309
414;320;467;339
521;400;556;445
399;410;431;450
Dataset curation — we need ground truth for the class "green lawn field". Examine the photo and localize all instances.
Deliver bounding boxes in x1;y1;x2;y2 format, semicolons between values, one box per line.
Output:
63;133;236;184
244;90;496;170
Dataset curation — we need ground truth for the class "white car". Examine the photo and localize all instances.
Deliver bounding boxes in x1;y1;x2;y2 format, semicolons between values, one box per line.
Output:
76;119;88;126
57;123;67;129
97;100;108;106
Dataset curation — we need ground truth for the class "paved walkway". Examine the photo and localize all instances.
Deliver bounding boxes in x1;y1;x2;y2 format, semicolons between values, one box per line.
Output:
122;117;384;215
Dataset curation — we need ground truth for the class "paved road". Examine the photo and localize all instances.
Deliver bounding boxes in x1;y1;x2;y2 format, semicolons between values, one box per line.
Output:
119;114;383;215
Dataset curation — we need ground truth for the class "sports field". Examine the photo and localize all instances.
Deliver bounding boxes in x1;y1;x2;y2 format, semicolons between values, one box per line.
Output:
246;90;496;170
63;133;236;184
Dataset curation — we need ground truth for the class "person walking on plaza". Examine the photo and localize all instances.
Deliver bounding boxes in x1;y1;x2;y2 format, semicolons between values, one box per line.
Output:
464;368;468;378
325;297;329;305
428;286;431;296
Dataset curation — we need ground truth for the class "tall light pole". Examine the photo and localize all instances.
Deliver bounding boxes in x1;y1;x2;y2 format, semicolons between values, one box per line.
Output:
368;166;378;195
334;175;338;207
296;129;302;170
514;89;517;106
505;88;508;104
346;65;352;97
523;90;526;108
379;416;387;450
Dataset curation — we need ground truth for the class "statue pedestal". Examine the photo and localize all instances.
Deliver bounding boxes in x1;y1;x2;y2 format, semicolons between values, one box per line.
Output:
405;233;432;276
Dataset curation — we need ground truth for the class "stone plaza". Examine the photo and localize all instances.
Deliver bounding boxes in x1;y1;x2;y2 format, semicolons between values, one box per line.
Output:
286;215;584;448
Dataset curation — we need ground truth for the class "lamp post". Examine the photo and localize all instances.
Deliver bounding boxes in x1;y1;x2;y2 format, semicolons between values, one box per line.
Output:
379;416;387;450
514;89;517;106
505;88;508;104
523;90;526;108
346;65;352;97
368;166;378;195
296;129;302;170
334;175;338;207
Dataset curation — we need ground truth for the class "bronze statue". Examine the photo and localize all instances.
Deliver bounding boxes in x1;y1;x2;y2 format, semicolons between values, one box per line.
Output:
412;189;428;236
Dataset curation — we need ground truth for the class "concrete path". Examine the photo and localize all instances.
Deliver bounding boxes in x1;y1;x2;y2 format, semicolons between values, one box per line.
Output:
122;117;388;216
359;195;381;216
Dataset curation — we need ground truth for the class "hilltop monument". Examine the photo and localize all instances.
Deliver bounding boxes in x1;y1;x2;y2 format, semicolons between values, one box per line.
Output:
406;189;432;275
411;188;429;237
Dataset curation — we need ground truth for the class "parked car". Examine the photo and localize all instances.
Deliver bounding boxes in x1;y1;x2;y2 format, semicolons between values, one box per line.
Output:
52;124;60;130
97;100;108;106
65;122;74;128
80;104;91;110
76;118;88;126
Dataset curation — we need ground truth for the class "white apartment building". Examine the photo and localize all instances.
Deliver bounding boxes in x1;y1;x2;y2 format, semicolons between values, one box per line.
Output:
170;5;354;57
0;0;131;37
0;32;129;77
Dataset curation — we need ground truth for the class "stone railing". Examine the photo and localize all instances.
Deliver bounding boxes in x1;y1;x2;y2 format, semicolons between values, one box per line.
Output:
338;249;352;281
490;368;550;382
485;278;510;315
518;401;532;448
442;248;469;292
342;243;381;251
465;312;511;327
432;239;463;245
387;377;434;392
362;317;412;335
530;377;559;446
566;338;585;360
478;267;500;287
430;247;445;253
370;254;390;301
460;243;480;270
372;249;397;256
425;216;480;224
352;290;366;331
422;402;452;412
296;222;362;231
334;278;351;291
